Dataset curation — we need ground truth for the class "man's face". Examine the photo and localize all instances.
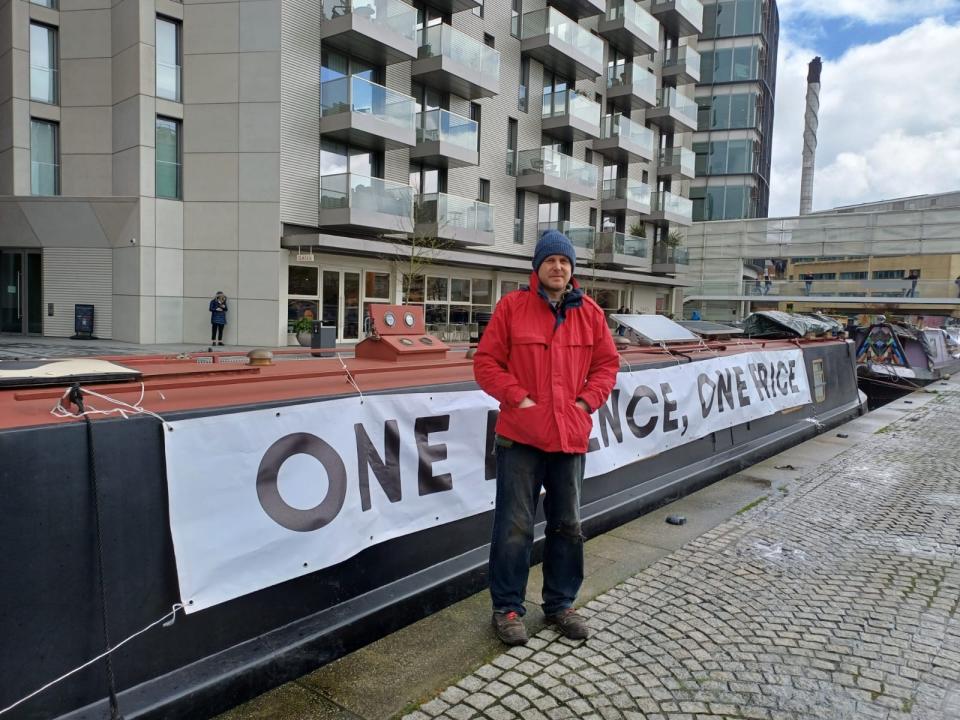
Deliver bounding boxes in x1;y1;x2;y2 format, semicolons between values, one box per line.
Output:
538;254;572;293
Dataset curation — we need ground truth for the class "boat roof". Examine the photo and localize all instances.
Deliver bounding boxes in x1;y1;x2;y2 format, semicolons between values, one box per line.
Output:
0;338;843;431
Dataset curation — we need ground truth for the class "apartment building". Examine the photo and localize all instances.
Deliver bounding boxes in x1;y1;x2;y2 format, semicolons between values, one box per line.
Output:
0;0;702;344
690;0;777;221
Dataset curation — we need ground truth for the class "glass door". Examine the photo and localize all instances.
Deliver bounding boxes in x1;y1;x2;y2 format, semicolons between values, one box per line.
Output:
0;251;22;333
320;268;364;342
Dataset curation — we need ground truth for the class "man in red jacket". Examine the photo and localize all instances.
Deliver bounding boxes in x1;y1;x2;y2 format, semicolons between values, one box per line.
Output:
474;229;620;645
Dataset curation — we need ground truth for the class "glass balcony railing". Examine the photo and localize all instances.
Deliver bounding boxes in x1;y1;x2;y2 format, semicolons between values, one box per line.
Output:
656;87;698;127
30;161;58;196
600;114;655;154
605;0;658;40
418;24;500;81
602;177;651;207
653;243;689;265
542;89;602;127
520;8;604;67
660;147;695;175
29;66;57;104
516;147;598;189
661;45;700;76
652;0;703;26
321;0;417;43
320;173;414;219
156;61;181;102
538;221;595;250
417;193;494;235
320;75;416;133
652;190;693;220
599;231;648;260
417;109;477;152
606;64;656;98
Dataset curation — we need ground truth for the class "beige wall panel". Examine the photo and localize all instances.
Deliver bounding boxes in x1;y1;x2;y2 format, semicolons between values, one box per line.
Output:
183;102;239;153
182;53;239;104
0;49;12;101
9;0;28;51
239;0;279;52
60;57;112;106
110;292;140;341
110;0;150;56
7;48;28;100
10;145;28;193
112;144;143;195
155;295;184;342
155;199;183;249
112;244;141;295
238;249;279;300
60;106;112;154
182;248;239;299
235;297;281;345
182;152;239;201
112;43;154;104
155;246;184;296
60;9;111;59
112;94;153;153
238;101;279;152
60;0;111;12
239;152;279;202
182;295;217;344
238;201;279;251
183;201;239;250
184;2;239;55
239;51;279;102
0;148;11;193
61;154;112;195
137;196;156;246
138;293;156;341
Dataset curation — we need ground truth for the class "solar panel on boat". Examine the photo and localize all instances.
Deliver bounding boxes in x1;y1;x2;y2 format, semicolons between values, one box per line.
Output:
677;320;744;337
611;314;700;344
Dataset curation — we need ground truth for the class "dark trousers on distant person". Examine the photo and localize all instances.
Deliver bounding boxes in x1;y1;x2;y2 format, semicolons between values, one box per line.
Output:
211;323;224;343
489;440;584;617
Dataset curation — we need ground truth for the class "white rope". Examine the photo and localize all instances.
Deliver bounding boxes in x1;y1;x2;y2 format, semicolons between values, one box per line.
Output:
50;382;169;427
0;604;184;717
336;353;364;403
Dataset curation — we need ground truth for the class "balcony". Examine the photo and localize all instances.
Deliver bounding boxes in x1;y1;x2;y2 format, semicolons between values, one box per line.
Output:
657;146;695;179
645;87;698;133
601;178;651;215
538;221;595;253
514;147;598;202
319;173;414;234
520;8;604;81
650;191;693;226
418;0;479;17
606;64;657;112
320;75;416;151
652;242;690;273
411;24;500;100
649;0;703;38
541;89;601;142
410;109;478;168
320;0;418;66
593;114;654;164
545;0;604;20
598;0;658;57
415;193;494;247
660;45;700;84
595;231;650;269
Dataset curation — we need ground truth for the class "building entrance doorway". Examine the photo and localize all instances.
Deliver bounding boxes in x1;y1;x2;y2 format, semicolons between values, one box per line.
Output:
321;269;361;342
0;250;42;335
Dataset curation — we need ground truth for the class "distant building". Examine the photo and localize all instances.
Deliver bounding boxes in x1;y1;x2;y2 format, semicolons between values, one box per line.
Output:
690;0;778;221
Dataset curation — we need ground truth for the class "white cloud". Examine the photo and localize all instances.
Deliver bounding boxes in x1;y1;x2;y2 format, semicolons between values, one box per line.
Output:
776;0;960;24
768;17;960;216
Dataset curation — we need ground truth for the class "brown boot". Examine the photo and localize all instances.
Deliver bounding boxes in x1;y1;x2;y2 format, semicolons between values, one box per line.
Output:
492;611;528;646
545;608;589;640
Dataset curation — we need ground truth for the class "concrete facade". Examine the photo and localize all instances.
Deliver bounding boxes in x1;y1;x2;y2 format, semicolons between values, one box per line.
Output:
0;0;701;343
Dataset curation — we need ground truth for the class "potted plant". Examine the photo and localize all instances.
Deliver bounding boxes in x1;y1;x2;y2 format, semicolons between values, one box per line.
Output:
292;317;314;347
628;221;646;238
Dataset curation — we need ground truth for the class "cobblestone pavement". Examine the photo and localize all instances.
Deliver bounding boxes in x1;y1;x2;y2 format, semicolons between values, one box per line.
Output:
403;387;960;720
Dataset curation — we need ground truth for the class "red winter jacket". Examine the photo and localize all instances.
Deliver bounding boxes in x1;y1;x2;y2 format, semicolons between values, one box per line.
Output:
473;272;620;454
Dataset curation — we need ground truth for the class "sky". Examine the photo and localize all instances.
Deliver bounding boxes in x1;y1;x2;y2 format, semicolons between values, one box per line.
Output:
766;0;960;216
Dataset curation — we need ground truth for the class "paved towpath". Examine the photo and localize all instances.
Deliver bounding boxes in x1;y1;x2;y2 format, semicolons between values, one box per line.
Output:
397;379;960;720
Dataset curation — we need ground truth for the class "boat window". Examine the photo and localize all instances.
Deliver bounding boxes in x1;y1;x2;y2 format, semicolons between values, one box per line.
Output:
812;359;826;403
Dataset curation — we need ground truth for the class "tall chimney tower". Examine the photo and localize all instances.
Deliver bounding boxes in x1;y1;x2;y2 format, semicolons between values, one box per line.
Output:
799;56;822;215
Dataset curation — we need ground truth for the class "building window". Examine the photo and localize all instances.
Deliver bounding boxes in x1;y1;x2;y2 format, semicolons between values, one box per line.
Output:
478;178;490;204
470;102;481;150
811;359;826;403
514;191;524;244
472;0;483;18
839;271;867;280
30;119;58;196
872;270;905;280
589;208;597;230
519;57;529;113
156;17;182;101
511;0;521;37
156;116;182;199
507;118;518;175
30;24;57;104
30;0;57;8
484;33;494;48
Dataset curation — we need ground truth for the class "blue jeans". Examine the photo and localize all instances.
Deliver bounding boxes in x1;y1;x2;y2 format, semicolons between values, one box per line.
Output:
489;439;585;616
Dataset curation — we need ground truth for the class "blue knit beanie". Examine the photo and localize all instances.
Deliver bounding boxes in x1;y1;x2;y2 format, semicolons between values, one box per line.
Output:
533;229;577;273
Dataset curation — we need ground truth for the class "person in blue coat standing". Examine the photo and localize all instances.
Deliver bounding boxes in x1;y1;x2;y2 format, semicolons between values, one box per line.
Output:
209;291;228;346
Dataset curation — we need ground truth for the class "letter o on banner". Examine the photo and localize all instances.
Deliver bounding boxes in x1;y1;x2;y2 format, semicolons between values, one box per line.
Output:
257;432;348;532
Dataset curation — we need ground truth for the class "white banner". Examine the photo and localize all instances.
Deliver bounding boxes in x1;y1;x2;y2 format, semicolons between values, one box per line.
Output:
165;349;810;612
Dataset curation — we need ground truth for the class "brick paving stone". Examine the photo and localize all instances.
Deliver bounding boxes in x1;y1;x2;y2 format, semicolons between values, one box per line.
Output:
406;389;960;720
